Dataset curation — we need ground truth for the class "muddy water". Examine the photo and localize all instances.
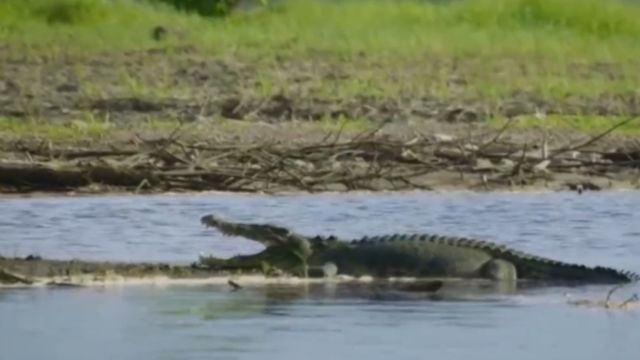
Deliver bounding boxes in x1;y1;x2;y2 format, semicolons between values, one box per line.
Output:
1;191;639;359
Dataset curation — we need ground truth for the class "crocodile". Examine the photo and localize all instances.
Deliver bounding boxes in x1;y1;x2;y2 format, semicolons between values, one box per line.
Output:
199;214;639;284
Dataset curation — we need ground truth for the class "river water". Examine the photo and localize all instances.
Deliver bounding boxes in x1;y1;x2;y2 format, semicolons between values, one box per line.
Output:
1;191;639;359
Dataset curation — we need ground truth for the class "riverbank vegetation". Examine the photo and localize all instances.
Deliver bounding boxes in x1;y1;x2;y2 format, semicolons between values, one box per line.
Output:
2;0;640;100
1;0;640;194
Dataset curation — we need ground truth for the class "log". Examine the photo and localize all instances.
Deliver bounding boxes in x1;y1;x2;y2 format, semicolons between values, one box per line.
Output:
0;162;157;190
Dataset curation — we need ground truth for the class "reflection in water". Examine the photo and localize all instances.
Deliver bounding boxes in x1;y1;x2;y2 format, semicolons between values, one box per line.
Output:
3;282;638;360
151;280;530;324
1;192;640;359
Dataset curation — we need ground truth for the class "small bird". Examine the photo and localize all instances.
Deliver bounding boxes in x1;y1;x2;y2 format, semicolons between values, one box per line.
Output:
151;26;168;41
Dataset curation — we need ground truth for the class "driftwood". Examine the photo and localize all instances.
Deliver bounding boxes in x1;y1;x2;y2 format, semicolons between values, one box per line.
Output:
567;284;640;310
0;162;155;190
0;118;639;193
227;279;242;291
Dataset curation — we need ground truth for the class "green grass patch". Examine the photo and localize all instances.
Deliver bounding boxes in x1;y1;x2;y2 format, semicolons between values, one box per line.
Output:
447;0;640;38
2;0;640;57
0;0;208;54
206;0;640;59
0;115;378;144
151;0;248;18
0;116;190;142
0;0;109;26
0;116;115;141
489;115;640;135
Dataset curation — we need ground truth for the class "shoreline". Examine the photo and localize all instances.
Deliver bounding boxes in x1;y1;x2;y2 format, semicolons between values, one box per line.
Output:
0;180;638;198
2;120;639;195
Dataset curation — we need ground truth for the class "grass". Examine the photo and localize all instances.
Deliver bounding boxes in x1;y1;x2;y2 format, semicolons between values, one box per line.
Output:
0;116;117;142
3;0;640;59
0;115;377;143
1;0;640;131
489;115;640;135
5;112;639;147
0;116;127;141
0;116;183;142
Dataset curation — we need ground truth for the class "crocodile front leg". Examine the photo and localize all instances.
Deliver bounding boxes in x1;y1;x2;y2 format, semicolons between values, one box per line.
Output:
290;249;309;278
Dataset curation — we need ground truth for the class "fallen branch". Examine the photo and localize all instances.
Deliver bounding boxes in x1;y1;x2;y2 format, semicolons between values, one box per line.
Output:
1;120;639;194
551;117;639;158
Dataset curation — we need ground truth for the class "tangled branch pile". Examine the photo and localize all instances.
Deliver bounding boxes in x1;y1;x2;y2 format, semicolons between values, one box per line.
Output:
1;119;639;194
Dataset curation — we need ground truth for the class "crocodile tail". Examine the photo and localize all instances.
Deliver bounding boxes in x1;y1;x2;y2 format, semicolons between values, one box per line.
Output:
482;246;639;283
595;267;640;282
524;262;639;283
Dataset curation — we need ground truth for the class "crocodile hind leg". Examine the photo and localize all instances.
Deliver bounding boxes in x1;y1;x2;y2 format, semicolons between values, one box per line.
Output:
308;262;339;278
290;249;309;278
479;259;517;281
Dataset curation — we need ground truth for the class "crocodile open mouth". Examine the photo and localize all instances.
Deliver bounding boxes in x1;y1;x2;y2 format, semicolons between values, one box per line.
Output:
200;214;293;246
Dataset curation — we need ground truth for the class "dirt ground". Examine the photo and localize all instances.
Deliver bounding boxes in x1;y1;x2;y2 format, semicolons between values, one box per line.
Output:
2;48;640;124
2;48;640;195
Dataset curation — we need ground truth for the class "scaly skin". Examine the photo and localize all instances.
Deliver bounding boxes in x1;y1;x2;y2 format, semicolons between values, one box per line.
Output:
200;215;312;277
0;256;229;285
200;214;639;284
0;267;32;285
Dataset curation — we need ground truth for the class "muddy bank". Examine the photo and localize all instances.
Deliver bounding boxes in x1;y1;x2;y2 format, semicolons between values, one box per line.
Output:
2;48;640;124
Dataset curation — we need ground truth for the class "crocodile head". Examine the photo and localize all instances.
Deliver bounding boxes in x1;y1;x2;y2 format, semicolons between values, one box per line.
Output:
200;214;313;277
200;215;308;248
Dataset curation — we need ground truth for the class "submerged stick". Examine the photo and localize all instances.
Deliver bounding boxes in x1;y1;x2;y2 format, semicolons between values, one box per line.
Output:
619;294;639;309
227;279;242;291
604;283;625;308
